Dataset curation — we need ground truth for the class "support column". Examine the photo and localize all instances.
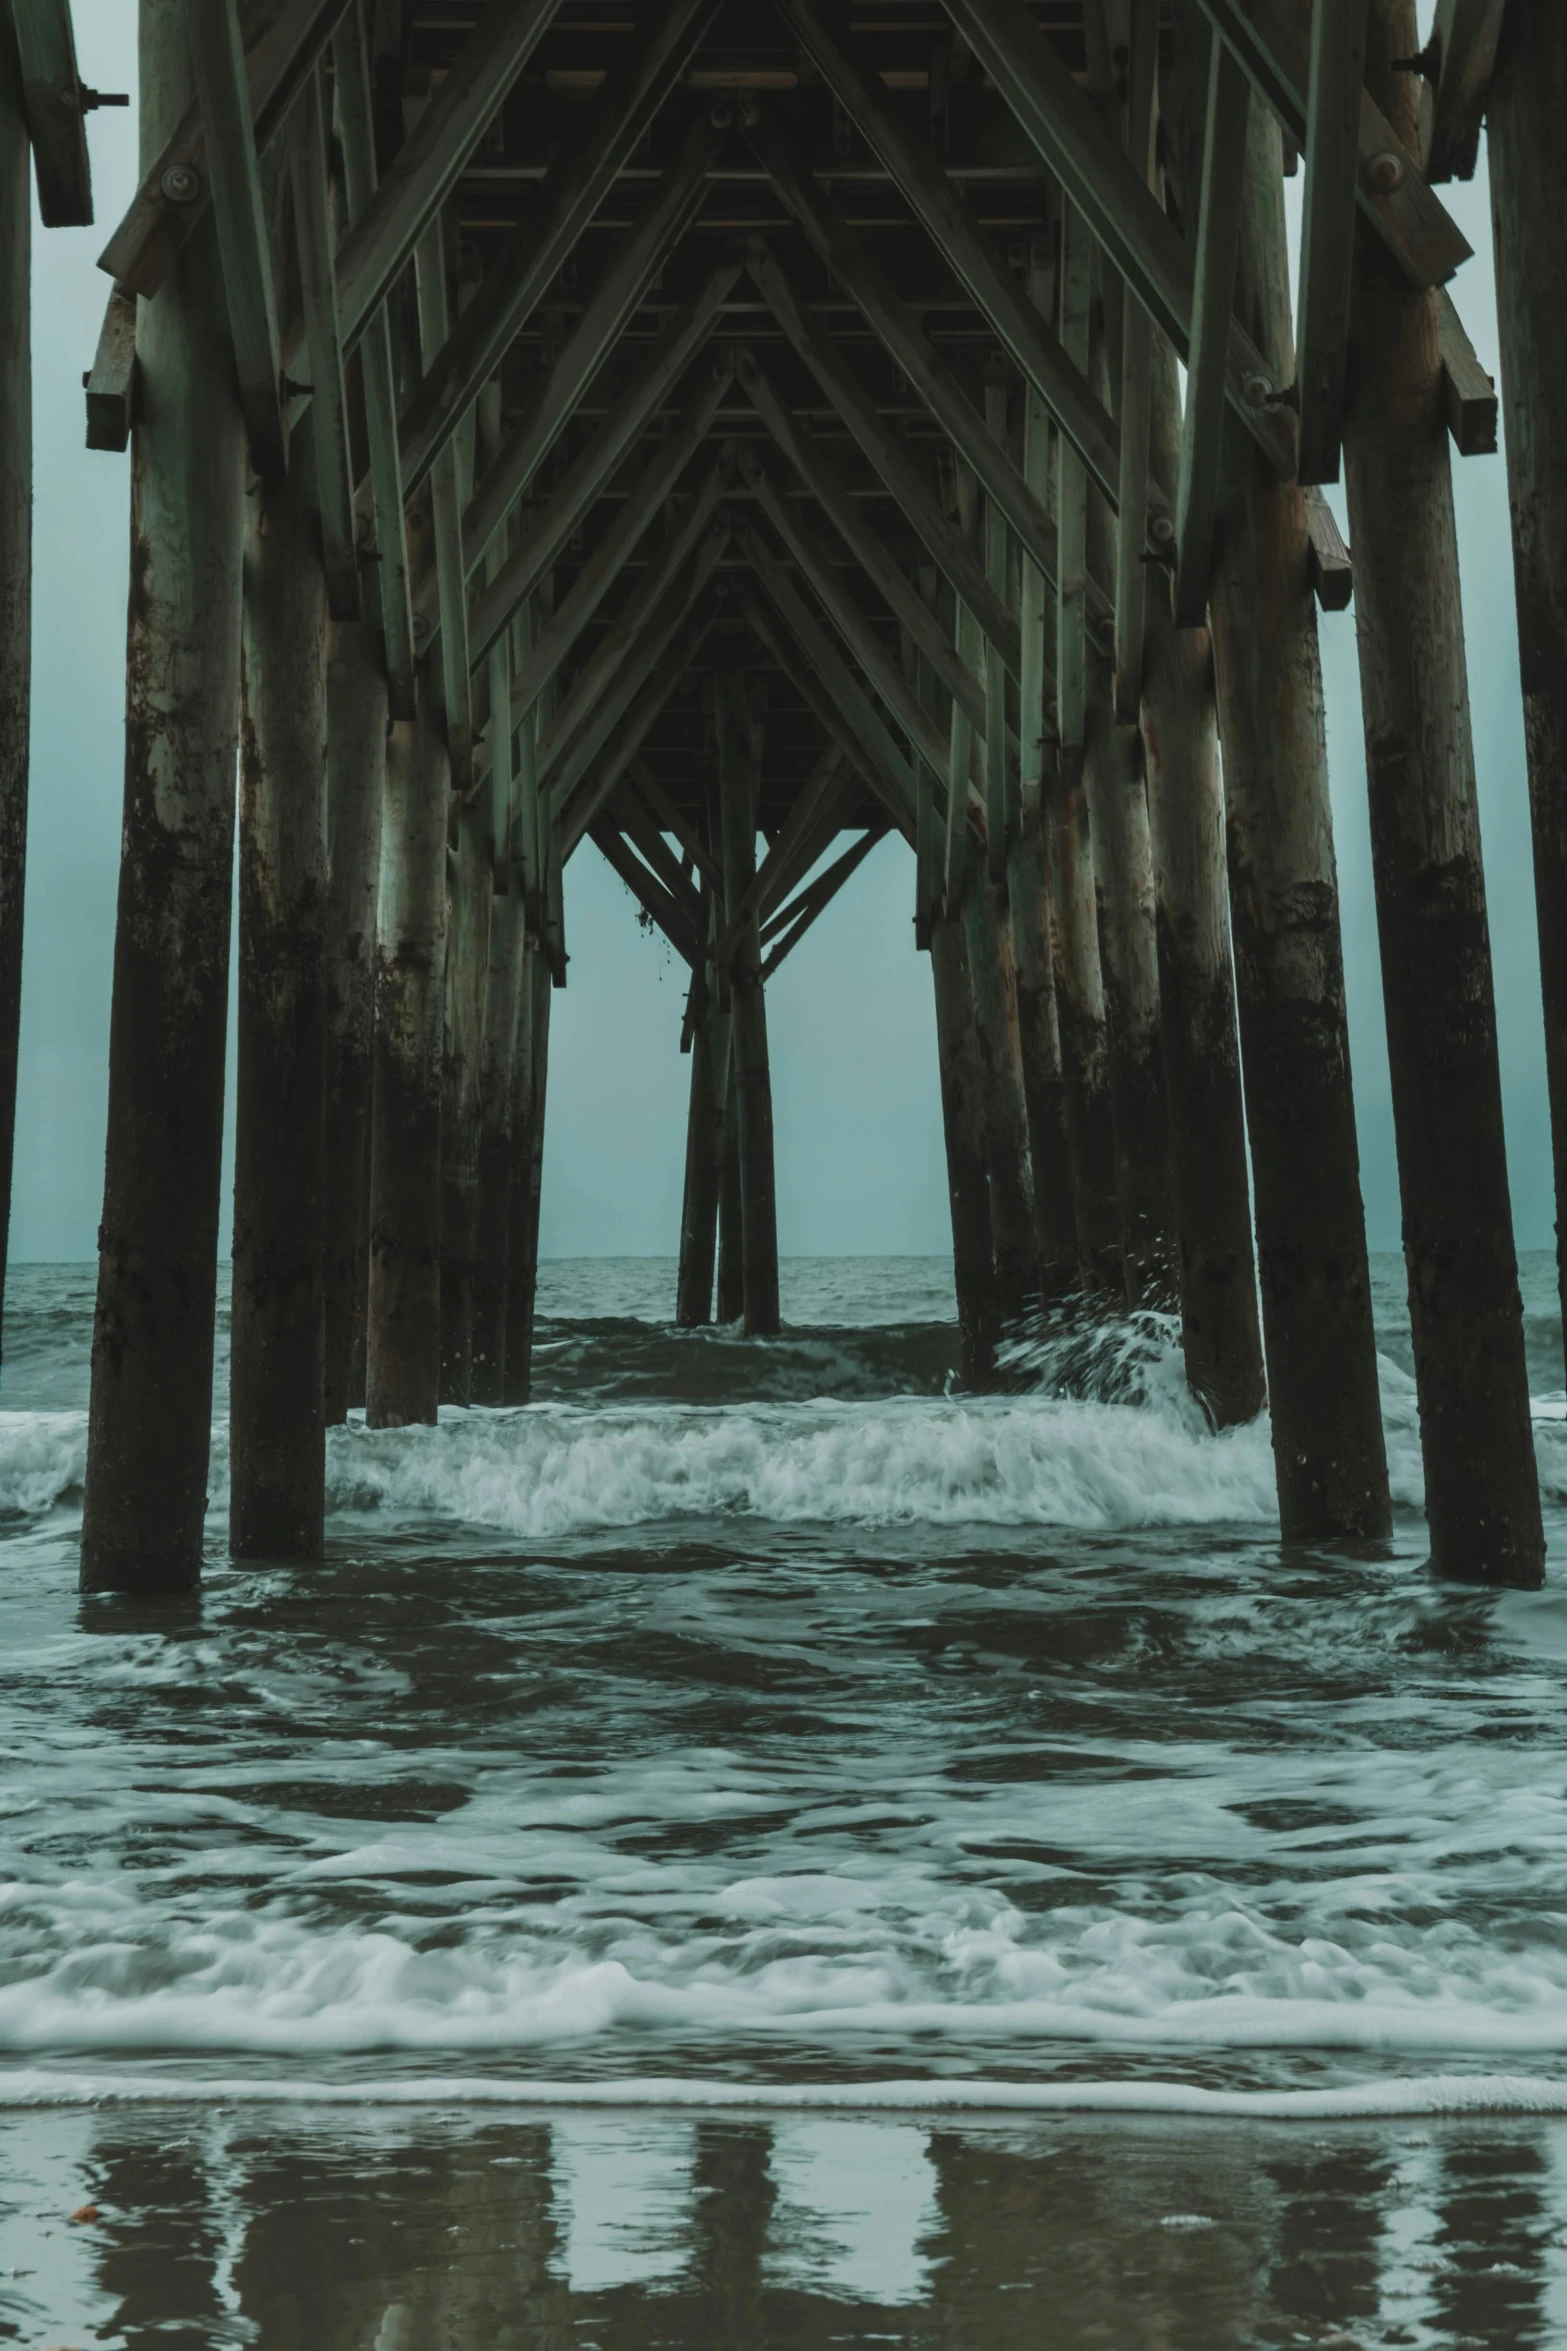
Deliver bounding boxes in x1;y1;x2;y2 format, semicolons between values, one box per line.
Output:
0;15;28;1374
1048;745;1122;1295
323;619;386;1423
1007;807;1079;1300
1208;96;1390;1541
717;670;780;1336
960;874;1040;1321
471;896;525;1402
677;923;721;1327
1488;0;1567;1345
439;798;490;1405
716;1032;744;1325
1335;0;1542;1586
81;2;246;1592
365;713;449;1428
230;422;329;1557
1142;331;1265;1427
930;913;998;1381
501;944;548;1404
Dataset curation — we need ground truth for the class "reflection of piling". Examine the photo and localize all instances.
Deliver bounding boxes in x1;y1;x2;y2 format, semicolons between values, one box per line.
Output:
323;621;386;1423
0;21;27;1381
230;420;328;1557
1143;334;1265;1428
1208;101;1390;1541
366;714;449;1428
81;16;246;1593
1339;2;1542;1585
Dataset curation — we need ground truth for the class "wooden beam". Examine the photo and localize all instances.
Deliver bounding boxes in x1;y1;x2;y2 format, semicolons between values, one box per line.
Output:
982;364;1010;878
1194;0;1471;284
1295;0;1372;485
626;756;723;894
740;101;1083;618
1437;285;1499;454
714;743;850;965
736;350;987;732
1173;34;1253;627
464;265;738;673
1057;205;1091;757
737;585;917;847
939;0;1297;478
946;475;982;902
558;590;719;859
1305;487;1354;612
414;214;474;793
590;818;702;966
84;286;136;452
289;66;359;620
1427;0;1509;183
744;239;1024;682
185;0;285;477
1114;0;1159;721
502;361;731;724
332;0;415;717
617;791;708;942
761;826;888;977
100;0;347;296
12;0;92;226
399;47;726;500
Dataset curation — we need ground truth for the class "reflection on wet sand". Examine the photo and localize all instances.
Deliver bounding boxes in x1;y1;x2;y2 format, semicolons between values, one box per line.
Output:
5;2105;1567;2347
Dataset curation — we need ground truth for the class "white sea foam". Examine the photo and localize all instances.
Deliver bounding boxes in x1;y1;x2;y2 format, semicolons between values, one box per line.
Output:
2;2067;1567;2119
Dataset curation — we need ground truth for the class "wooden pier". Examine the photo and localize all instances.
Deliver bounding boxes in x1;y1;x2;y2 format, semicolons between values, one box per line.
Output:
0;0;1555;1588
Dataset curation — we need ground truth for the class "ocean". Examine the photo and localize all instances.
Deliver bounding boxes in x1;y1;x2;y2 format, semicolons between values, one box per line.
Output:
3;1253;1567;2345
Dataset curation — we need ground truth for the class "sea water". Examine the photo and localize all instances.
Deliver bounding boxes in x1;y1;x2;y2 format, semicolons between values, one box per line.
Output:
3;1255;1567;2345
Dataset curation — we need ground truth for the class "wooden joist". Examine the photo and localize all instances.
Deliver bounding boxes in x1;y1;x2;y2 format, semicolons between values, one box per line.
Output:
589;818;703;967
289;68;359;621
760;826;889;979
83;288;136;452
100;0;347;296
1305;488;1354;612
558;590;719;860
1173;34;1252;627
1113;0;1159;719
1193;0;1470;287
626;758;723;895
12;0;94;227
737;586;916;849
1437;287;1499;455
938;0;1297;479
185;0;285;477
1295;0;1373;486
1426;0;1509;183
714;745;851;967
413;215;474;794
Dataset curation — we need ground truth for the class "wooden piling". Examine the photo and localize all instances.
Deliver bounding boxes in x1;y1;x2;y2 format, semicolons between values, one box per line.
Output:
323;620;387;1424
471;895;526;1403
1488;0;1567;1348
677;918;722;1327
716;1036;744;1325
930;913;999;1382
1006;806;1079;1300
960;875;1041;1322
501;944;549;1404
365;713;449;1428
81;5;247;1592
438;798;491;1405
1048;741;1123;1296
0;13;28;1378
230;417;329;1558
1336;1;1543;1586
1142;330;1265;1427
1207;97;1391;1541
716;669;780;1337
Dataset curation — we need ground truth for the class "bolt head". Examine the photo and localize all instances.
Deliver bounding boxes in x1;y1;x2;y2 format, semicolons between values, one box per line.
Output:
739;97;760;127
710;100;733;129
1244;372;1271;406
160;161;201;205
1364;149;1405;195
1150;514;1175;546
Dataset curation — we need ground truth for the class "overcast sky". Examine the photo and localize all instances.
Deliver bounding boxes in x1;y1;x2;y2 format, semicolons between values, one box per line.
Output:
13;2;1550;1266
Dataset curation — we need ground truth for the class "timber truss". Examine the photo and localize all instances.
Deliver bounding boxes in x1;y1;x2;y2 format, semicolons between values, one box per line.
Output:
62;0;1497;989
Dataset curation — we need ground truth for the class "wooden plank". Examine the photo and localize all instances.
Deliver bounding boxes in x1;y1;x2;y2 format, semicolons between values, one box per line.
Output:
617;792;708;942
1437;284;1498;454
945;474;982;902
464;266;738;673
414;213;473;793
1305;487;1354;612
397;8;721;498
503;362;731;725
1056;203;1091;755
185;0;285;477
332;0;415;717
741;101;1079;620
982;363;1010;878
1173;34;1252;627
289;67;359;620
83;286;136;452
1427;0;1509;183
939;0;1297;478
744;239;1024;682
12;0;92;226
627;756;724;895
99;0;348;296
1295;0;1373;485
737;350;987;732
770;0;1140;519
1194;0;1471;285
589;819;702;966
1114;0;1159;720
1019;239;1055;803
714;744;850;964
760;826;888;978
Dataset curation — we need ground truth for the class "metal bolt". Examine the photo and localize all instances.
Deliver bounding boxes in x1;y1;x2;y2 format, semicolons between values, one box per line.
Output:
1150;514;1175;546
1244;372;1272;407
1364;150;1405;195
710;100;733;130
160;161;201;205
740;97;760;128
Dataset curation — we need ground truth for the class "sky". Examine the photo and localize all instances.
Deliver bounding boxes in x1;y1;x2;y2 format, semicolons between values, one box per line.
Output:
12;2;1551;1265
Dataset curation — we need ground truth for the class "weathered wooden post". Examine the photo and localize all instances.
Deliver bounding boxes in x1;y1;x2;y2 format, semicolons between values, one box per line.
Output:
0;11;27;1378
716;664;780;1336
81;2;247;1592
472;897;524;1402
323;621;386;1423
1337;1;1543;1585
230;410;329;1558
676;899;722;1327
365;711;449;1428
501;942;548;1404
1007;801;1079;1301
439;797;490;1405
1488;0;1567;1346
961;878;1041;1321
1207;98;1390;1540
716;1038;744;1325
929;913;999;1381
1142;332;1265;1426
